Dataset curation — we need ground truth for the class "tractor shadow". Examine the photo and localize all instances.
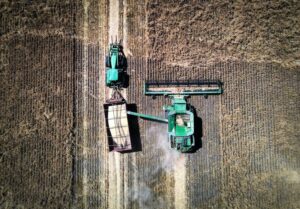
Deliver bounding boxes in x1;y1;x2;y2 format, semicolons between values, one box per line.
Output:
121;56;130;88
120;47;129;88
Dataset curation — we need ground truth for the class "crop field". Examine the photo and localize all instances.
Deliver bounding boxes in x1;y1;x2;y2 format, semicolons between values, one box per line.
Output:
0;0;299;209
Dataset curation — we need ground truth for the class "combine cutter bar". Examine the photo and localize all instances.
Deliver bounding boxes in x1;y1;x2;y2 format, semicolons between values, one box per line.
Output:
144;80;223;96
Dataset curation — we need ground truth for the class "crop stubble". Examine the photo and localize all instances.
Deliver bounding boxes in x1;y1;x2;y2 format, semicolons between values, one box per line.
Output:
0;0;299;209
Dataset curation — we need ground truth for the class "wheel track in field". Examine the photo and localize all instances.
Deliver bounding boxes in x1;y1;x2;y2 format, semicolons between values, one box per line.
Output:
107;1;133;209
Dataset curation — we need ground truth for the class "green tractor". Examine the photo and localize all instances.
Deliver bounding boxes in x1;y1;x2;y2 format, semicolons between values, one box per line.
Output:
105;42;128;88
127;80;223;153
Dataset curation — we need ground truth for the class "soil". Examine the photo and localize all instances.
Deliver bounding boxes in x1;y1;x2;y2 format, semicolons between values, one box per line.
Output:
0;0;299;209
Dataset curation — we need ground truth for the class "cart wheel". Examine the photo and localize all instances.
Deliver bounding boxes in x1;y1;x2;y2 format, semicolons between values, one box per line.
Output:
164;110;169;119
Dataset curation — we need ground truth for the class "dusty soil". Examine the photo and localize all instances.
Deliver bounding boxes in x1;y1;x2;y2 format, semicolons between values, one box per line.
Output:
0;0;299;209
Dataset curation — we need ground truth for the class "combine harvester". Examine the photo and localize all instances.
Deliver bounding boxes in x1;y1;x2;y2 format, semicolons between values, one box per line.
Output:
127;80;223;153
103;41;132;152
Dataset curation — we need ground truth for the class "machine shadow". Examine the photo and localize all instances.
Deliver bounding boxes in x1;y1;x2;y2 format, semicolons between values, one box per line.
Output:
126;103;142;153
122;56;129;88
189;107;203;153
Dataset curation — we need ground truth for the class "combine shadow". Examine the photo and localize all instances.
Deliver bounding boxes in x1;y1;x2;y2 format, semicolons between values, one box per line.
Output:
189;106;203;153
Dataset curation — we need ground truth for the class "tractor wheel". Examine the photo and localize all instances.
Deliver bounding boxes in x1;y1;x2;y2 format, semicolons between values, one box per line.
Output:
105;56;111;68
117;55;127;68
118;78;124;88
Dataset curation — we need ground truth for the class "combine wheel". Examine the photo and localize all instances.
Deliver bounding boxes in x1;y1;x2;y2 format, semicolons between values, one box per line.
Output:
164;110;169;119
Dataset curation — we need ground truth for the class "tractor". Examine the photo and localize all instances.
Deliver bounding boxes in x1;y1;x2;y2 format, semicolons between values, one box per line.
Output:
105;42;127;88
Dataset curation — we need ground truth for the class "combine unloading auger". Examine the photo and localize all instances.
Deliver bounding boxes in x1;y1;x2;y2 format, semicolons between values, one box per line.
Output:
127;80;223;153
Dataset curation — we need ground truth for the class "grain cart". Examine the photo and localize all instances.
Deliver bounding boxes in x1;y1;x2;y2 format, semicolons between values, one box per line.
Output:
127;80;223;153
104;90;132;152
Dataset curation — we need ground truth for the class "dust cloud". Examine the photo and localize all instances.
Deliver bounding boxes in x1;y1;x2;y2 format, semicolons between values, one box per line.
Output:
129;125;185;209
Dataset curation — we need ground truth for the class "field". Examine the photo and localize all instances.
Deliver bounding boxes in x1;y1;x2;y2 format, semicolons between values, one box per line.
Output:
0;0;299;209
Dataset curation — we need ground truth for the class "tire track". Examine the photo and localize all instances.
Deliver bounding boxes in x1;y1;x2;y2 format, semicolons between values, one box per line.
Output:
82;0;90;208
120;2;135;209
174;157;187;209
107;0;121;208
107;1;129;209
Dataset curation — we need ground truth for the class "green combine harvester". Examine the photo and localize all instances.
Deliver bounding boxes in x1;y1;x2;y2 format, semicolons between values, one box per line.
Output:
105;42;127;88
127;80;223;153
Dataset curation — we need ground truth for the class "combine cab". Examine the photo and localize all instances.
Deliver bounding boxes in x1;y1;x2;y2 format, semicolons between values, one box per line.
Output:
165;97;195;152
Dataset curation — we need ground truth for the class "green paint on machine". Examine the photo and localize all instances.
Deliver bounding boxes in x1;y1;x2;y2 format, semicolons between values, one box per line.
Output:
104;43;223;153
127;80;223;153
105;43;127;88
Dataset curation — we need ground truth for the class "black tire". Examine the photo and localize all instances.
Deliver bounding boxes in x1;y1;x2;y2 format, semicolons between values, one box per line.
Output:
170;136;176;148
105;56;111;68
117;55;127;68
164;110;169;119
118;77;124;88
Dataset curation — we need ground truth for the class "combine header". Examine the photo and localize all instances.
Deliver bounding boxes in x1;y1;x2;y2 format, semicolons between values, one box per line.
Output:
128;80;223;153
144;80;222;96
